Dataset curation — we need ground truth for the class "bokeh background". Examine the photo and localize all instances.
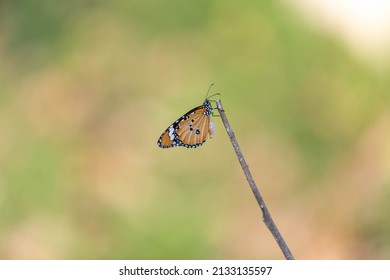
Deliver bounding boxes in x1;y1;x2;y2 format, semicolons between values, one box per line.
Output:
1;0;390;259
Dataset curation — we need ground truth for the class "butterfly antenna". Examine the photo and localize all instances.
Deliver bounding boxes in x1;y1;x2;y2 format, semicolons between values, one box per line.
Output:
207;93;221;100
205;83;214;99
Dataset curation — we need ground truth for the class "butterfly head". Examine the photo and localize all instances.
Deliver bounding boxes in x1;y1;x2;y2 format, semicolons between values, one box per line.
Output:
202;84;220;116
202;99;213;116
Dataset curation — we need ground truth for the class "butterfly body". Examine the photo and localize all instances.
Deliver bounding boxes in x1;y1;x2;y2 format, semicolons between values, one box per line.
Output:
157;99;215;149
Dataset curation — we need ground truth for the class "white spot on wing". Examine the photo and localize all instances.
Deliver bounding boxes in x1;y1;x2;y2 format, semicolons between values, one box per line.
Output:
168;126;175;140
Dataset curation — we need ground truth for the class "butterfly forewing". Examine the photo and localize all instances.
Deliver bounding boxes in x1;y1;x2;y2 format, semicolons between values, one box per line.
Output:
158;126;178;148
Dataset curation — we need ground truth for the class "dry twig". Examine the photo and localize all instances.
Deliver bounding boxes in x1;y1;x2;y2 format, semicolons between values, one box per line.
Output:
216;99;295;260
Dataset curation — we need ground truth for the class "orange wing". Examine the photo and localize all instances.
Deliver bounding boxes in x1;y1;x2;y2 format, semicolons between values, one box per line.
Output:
158;129;176;147
157;99;215;149
157;121;181;148
175;107;214;148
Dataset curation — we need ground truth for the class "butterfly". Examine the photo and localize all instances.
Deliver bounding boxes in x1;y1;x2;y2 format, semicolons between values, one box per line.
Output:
157;84;219;149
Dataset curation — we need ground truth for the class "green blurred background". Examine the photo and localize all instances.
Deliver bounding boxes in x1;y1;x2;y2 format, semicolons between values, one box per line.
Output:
1;0;390;259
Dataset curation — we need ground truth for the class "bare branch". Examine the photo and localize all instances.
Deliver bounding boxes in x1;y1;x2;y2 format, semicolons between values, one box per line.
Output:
216;99;295;260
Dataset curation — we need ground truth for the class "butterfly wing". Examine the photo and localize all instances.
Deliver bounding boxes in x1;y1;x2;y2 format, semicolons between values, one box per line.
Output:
157;124;179;148
157;102;214;149
175;106;213;148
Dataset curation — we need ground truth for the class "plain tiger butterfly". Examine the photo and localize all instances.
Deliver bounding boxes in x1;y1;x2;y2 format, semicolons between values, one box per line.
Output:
157;84;219;149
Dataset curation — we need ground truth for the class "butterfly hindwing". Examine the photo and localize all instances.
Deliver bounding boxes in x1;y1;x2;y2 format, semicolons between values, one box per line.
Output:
175;106;210;148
